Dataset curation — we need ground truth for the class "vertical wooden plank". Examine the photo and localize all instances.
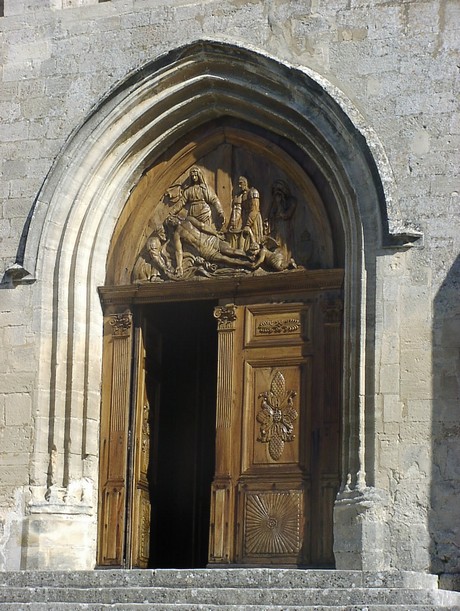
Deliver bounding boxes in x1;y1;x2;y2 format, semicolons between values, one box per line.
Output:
97;310;133;566
208;304;240;564
129;321;152;568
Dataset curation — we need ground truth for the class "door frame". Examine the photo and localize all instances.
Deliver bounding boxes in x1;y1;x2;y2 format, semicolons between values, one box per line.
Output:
96;268;344;567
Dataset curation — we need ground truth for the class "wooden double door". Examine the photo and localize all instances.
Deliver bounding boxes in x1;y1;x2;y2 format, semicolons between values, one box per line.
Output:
97;279;342;568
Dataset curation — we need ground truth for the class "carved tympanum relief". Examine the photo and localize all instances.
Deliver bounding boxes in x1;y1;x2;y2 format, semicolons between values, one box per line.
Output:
132;165;307;283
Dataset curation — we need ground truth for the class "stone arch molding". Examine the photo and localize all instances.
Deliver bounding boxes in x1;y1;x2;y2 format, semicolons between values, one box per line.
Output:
15;40;420;569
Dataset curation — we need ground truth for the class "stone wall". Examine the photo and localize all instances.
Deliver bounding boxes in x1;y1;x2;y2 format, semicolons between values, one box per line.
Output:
0;0;458;574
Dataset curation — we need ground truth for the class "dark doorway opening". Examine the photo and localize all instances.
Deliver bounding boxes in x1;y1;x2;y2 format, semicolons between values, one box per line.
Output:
143;300;218;568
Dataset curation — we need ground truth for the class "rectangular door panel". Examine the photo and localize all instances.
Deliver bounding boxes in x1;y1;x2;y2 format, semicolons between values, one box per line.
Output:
236;481;310;565
244;303;311;349
242;361;310;472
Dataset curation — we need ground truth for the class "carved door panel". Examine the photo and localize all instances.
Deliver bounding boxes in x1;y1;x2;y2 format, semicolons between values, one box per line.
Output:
210;297;341;567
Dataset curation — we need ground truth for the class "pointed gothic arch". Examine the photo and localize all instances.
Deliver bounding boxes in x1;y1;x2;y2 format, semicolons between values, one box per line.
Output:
16;40;418;569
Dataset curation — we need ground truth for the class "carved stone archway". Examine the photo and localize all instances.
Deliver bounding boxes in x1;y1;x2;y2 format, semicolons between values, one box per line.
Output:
16;40;416;570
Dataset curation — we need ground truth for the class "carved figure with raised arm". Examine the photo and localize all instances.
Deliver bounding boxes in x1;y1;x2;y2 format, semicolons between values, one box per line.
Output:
182;166;225;230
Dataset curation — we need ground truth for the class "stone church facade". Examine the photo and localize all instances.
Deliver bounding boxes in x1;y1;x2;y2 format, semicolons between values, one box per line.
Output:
0;0;458;585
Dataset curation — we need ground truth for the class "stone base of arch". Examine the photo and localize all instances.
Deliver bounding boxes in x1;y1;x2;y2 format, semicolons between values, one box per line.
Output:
334;487;390;571
18;486;392;571
20;485;96;570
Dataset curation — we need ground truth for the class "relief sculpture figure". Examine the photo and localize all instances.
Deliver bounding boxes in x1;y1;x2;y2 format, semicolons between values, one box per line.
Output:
182;166;225;230
132;167;302;283
248;237;296;273
166;215;253;278
132;224;175;283
227;176;264;251
267;179;297;263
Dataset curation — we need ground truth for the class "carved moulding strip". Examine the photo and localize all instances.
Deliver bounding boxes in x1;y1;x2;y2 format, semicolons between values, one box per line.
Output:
214;305;238;428
244;491;302;556
257;318;300;335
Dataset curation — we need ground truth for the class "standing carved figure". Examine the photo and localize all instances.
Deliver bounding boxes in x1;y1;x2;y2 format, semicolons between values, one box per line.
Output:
182;166;225;230
228;176;264;251
267;179;297;263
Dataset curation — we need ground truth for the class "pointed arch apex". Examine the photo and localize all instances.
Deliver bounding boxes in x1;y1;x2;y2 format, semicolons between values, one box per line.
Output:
15;38;421;285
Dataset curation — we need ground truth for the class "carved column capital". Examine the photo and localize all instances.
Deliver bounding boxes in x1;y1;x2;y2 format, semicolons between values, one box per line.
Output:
321;299;343;324
109;311;132;337
214;305;237;331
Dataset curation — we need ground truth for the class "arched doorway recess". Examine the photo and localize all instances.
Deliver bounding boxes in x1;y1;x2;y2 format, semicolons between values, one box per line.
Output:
98;119;344;568
18;41;418;570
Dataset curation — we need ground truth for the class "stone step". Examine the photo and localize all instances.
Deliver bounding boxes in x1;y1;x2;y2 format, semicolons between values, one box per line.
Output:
0;604;459;611
0;570;458;610
0;569;440;589
0;586;458;607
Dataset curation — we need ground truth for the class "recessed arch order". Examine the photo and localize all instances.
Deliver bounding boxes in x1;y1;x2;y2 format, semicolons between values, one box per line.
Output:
18;39;418;568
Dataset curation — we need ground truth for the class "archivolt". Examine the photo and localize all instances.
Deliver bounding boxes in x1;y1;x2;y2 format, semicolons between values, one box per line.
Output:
18;40;413;500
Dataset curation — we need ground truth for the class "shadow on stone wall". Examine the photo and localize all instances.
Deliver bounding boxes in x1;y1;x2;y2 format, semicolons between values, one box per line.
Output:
431;253;460;584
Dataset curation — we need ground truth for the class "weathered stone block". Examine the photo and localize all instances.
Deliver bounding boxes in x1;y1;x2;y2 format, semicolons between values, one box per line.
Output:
4;393;32;426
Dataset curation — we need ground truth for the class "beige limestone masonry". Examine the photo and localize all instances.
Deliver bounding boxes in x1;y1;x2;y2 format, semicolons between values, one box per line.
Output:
0;0;458;580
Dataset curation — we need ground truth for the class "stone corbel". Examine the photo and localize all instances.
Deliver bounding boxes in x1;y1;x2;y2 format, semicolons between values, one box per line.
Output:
384;224;424;249
2;263;36;287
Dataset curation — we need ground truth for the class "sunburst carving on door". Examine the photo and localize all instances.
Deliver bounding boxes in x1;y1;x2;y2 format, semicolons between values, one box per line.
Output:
244;491;301;555
256;370;298;460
